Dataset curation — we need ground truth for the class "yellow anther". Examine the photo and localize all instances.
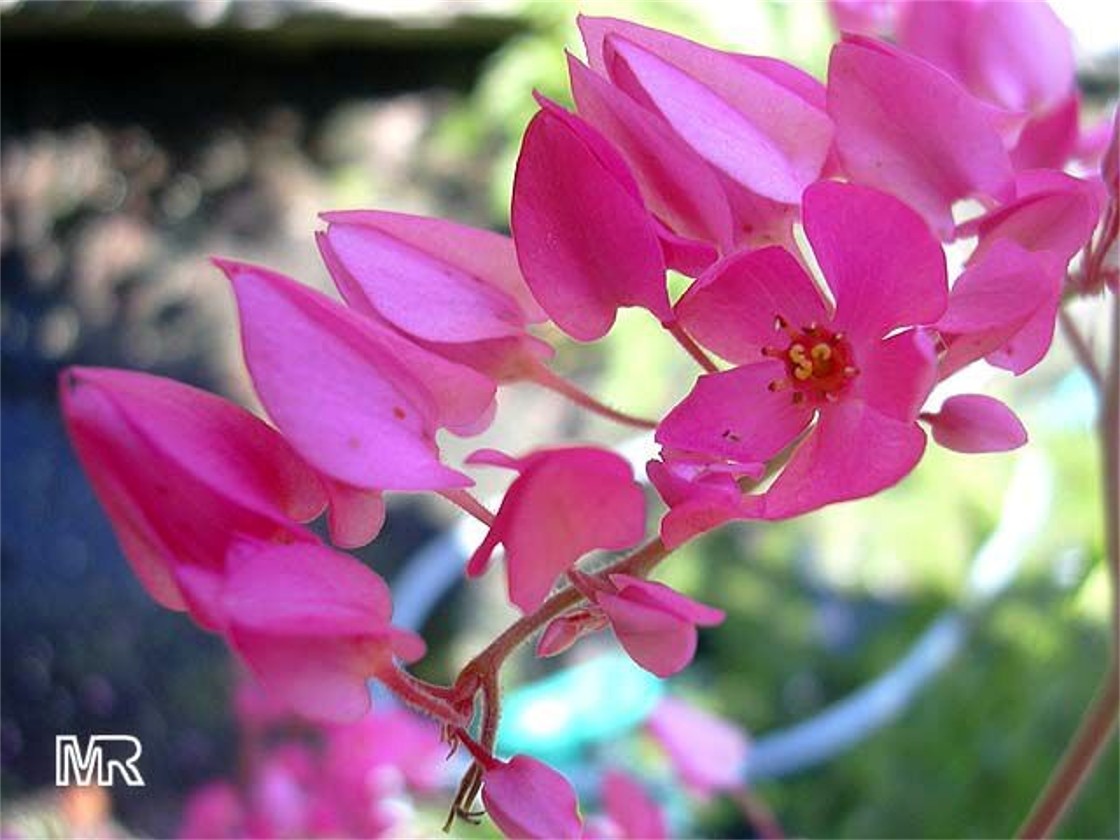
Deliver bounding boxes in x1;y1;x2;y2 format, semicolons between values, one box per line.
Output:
811;343;832;362
793;366;813;381
788;344;807;361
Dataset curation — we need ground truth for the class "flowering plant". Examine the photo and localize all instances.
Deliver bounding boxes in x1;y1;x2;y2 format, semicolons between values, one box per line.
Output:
61;2;1116;837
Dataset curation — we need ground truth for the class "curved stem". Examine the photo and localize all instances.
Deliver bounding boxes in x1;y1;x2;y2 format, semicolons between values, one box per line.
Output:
528;361;658;430
1057;308;1102;391
1015;661;1119;839
438;488;496;526
666;321;721;373
379;663;470;727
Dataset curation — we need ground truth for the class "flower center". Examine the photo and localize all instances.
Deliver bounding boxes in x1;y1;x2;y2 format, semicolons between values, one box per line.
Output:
763;316;858;404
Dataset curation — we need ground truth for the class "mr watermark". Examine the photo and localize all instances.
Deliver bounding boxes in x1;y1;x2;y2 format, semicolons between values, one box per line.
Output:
55;735;144;787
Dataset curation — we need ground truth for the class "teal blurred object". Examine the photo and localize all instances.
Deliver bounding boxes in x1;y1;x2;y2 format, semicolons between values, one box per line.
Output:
497;653;664;761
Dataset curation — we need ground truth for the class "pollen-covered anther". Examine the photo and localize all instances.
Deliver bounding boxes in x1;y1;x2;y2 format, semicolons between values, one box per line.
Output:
766;316;858;404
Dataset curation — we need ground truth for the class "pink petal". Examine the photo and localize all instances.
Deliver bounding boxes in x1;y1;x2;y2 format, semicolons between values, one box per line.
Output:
927;394;1027;454
223;540;424;723
963;1;1074;113
219;259;483;491
803;181;948;344
747;401;926;520
536;609;608;659
828;0;898;37
647;459;746;550
511;100;670;341
854;329;938;423
654;222;719;277
323;480;386;549
601;32;830;204
827;35;1014;238
608;574;725;626
600;771;668;840
59;367;326;619
597;589;699;677
568;52;736;252
1010;94;1081;171
322;209;544;322
483;755;583;840
647;697;749;795
936;240;1061;378
895;1;977;87
467;448;646;612
321;215;532;343
966;170;1101;266
676;246;829;364
657;363;814;464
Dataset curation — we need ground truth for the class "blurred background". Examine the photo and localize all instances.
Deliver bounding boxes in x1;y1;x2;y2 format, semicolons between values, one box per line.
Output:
1;1;1117;837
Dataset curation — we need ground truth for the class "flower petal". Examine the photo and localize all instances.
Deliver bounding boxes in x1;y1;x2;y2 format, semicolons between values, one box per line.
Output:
568;52;736;252
323;480;386;549
608;574;725;626
827;35;1014;238
597;589;700;677
657;363;814;464
511;99;670;341
468;448;647;612
676;246;829;364
854;329;938;423
220;259;483;491
748;401;926;520
601;31;830;203
804;181;947;344
927;394;1027;453
321;214;534;343
600;771;668;840
647;697;749;795
483;756;583;840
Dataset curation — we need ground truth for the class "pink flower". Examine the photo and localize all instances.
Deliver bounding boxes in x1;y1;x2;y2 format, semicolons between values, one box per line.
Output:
482;755;583;840
827;34;1014;238
214;538;425;723
646;458;759;550
542;572;724;678
647;696;749;797
660;181;944;521
586;770;668;840
317;211;554;381
466;448;646;613
511;95;672;340
961;170;1104;270
323;706;446;798
59;366;326;629
924;395;1028;454
217;258;495;548
935;239;1063;380
578;15;833;207
896;1;1075;116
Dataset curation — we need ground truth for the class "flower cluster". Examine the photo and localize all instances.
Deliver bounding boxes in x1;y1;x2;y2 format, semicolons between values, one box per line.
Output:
60;3;1115;837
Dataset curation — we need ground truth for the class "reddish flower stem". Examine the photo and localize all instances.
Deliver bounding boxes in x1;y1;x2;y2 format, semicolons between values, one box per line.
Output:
438;488;496;526
379;662;470;728
666;320;721;373
1016;278;1119;837
527;361;658;430
1057;309;1103;391
1015;661;1119;839
731;788;787;840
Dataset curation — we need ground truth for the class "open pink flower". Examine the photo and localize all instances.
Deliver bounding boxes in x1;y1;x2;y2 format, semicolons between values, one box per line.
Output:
59;366;326;629
541;572;723;677
511;95;672;341
482;754;583;840
827;34;1014;238
648;696;749;797
218;258;495;548
466;447;646;613
216;538;425;723
317;211;554;381
661;181;944;522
